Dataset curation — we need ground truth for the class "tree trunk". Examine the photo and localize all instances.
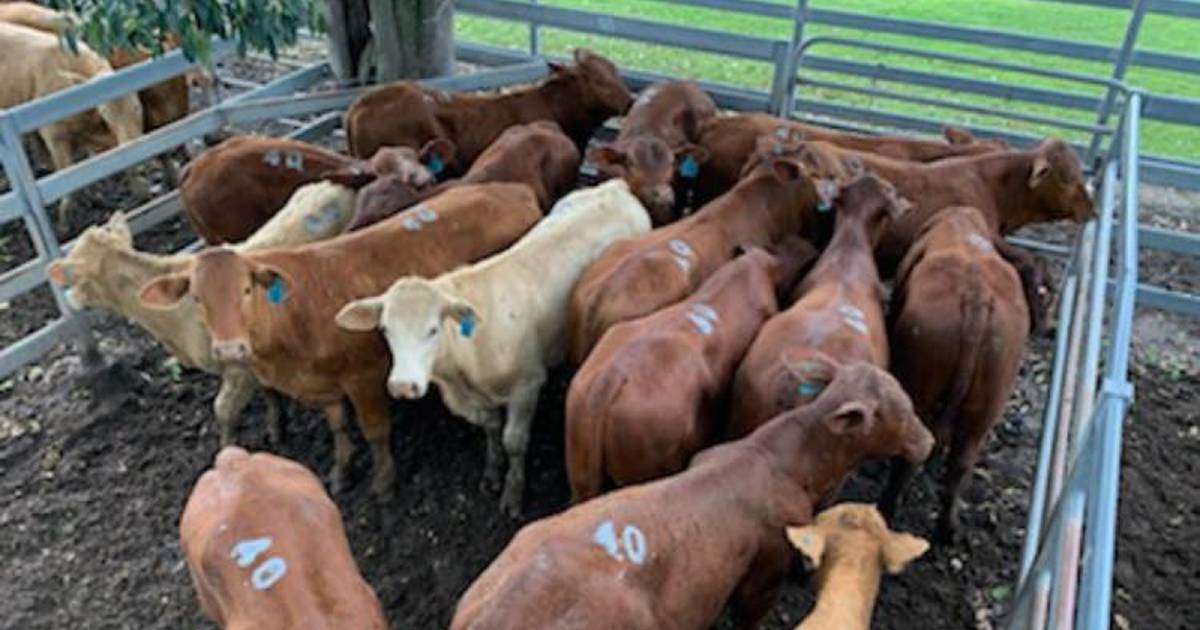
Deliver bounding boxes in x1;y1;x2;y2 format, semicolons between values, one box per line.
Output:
372;0;454;82
326;0;372;84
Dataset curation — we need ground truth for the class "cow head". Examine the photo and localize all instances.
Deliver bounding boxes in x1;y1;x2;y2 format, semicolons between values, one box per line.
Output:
786;503;929;576
1027;138;1094;223
336;278;478;400
797;358;935;466
588;139;708;225
138;249;288;364
834;172;911;246
345;177;430;233
87;76;145;145
550;48;634;118
46;211;135;309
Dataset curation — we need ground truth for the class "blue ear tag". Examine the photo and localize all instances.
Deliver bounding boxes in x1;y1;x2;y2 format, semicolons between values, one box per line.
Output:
678;154;699;179
797;380;824;397
425;154;445;176
459;312;476;338
817;199;832;213
266;276;285;305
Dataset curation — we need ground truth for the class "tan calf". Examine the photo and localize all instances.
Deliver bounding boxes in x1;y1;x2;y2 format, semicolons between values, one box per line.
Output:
336;180;651;515
786;503;928;630
181;447;386;629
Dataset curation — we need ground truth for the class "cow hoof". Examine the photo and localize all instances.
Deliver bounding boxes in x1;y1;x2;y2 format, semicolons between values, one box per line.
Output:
499;489;523;519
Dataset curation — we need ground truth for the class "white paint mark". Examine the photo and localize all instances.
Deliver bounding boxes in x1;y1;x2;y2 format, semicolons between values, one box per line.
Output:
633;84;660;108
593;520;648;566
262;150;281;167
668;238;693;258
417;206;438;223
593;520;621;560
687;312;714;335
401;217;422;231
673;255;691;274
230;537;271;568
967;233;994;253
250;556;287;590
843;316;869;335
837;304;865;321
304;204;341;236
285;151;304;171
622;525;647;565
691;303;719;323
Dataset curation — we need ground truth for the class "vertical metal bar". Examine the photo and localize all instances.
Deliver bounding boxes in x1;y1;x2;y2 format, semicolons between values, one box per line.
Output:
0;114;96;361
1031;572;1052;630
780;0;811;116
529;0;542;56
1070;160;1119;462
1085;0;1147;164
767;41;794;115
1106;93;1141;380
1051;493;1086;630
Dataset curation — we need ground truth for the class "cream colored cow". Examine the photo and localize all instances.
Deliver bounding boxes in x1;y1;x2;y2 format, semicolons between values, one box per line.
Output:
336;179;652;516
47;182;359;444
786;503;929;630
0;22;143;223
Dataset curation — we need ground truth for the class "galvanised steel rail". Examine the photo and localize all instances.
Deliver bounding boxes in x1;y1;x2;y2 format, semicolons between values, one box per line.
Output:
0;54;551;380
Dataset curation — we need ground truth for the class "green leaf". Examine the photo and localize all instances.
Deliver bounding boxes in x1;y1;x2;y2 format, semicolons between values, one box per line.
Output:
990;584;1013;602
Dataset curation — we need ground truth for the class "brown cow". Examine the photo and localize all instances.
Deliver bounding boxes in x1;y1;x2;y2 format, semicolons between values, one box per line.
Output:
695;113;1006;204
181;447;386;630
343;120;581;231
729;173;907;436
139;183;543;499
565;241;815;502
450;362;934;630
588;80;717;224
180;135;448;243
345;48;632;166
879;206;1031;542
566;141;844;364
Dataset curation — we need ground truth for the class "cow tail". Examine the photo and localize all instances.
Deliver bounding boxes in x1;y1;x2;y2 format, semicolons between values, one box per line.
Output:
935;270;992;435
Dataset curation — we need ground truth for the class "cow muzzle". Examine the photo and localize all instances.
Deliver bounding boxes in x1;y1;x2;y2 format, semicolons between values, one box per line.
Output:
212;339;251;363
387;380;425;400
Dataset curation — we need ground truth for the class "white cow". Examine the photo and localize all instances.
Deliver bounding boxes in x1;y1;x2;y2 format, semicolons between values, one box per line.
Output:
47;181;358;444
335;179;652;516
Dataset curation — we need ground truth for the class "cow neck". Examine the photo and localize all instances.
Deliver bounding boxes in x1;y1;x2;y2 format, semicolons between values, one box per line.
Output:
713;174;806;244
803;553;880;630
520;73;595;140
963;150;1042;233
800;206;878;292
742;393;855;526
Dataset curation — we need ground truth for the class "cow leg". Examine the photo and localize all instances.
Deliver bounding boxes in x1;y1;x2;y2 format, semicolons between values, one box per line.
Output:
263;389;286;446
729;540;790;630
937;431;982;545
478;409;505;494
347;383;396;500
498;381;542;518
323;402;354;494
879;456;918;521
40;128;76;227
212;367;257;446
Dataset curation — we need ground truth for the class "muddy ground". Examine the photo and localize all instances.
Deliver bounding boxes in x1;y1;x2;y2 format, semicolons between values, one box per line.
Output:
2;52;1198;630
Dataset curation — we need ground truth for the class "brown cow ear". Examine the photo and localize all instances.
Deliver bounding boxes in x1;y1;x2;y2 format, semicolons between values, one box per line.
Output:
547;60;568;74
1029;154;1051;189
771;158;804;183
881;531;930;574
419;138;456;176
786;526;826;570
335;298;384;332
324;166;376;190
47;260;72;287
139;274;190;309
825;400;877;435
588;145;626;168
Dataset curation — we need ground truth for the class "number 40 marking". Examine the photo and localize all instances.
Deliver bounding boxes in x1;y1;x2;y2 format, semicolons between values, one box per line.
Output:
230;537;288;590
592;520;648;565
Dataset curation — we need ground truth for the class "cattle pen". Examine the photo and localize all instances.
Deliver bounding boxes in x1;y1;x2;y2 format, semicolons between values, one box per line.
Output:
0;1;1196;628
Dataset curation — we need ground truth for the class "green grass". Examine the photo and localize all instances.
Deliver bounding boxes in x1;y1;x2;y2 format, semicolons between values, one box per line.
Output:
455;0;1200;160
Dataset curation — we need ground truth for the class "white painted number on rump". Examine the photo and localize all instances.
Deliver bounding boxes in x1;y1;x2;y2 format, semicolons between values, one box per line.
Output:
251;556;288;590
593;520;648;566
230;537;288;591
230;537;272;568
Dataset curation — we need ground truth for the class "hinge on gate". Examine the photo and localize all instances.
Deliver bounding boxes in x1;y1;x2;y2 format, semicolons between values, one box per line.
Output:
1100;377;1134;401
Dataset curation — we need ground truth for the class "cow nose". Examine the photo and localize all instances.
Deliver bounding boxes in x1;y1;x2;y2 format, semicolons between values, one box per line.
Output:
387;380;422;400
213;339;250;363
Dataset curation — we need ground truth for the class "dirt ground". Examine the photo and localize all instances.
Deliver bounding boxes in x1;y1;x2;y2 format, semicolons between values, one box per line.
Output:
1;52;1199;630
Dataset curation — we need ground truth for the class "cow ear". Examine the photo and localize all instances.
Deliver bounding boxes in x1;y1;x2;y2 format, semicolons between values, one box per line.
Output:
139;273;191;309
771;158;804;183
1029;154;1051;189
47;260;72;287
786;526;826;570
881;530;930;574
335;298;383;332
825;400;877;435
547;60;568;74
324;165;376;190
251;265;290;304
588;145;626;169
573;48;592;64
419;138;456;176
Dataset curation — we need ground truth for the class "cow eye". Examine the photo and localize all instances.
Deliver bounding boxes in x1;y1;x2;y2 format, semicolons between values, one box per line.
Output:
243;286;251;295
427;326;438;338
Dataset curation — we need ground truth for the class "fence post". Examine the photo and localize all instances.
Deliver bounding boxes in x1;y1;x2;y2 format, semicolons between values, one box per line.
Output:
1085;0;1147;165
0;113;98;366
776;0;812;117
768;41;794;115
529;0;542;56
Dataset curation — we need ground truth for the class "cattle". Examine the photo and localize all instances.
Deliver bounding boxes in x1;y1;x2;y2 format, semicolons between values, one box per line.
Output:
181;447;386;630
450;361;934;630
879;206;1031;542
0;2;76;34
565;240;815;502
47;183;359;444
786;503;928;630
343;120;581;231
335;179;651;515
138;183;543;499
588;80;717;224
0;22;143;223
180;135;446;243
566;140;846;364
729;173;908;436
345;48;632;166
694;113;1006;204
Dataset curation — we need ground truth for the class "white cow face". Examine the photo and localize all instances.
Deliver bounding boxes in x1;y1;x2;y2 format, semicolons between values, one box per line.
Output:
336;279;477;400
